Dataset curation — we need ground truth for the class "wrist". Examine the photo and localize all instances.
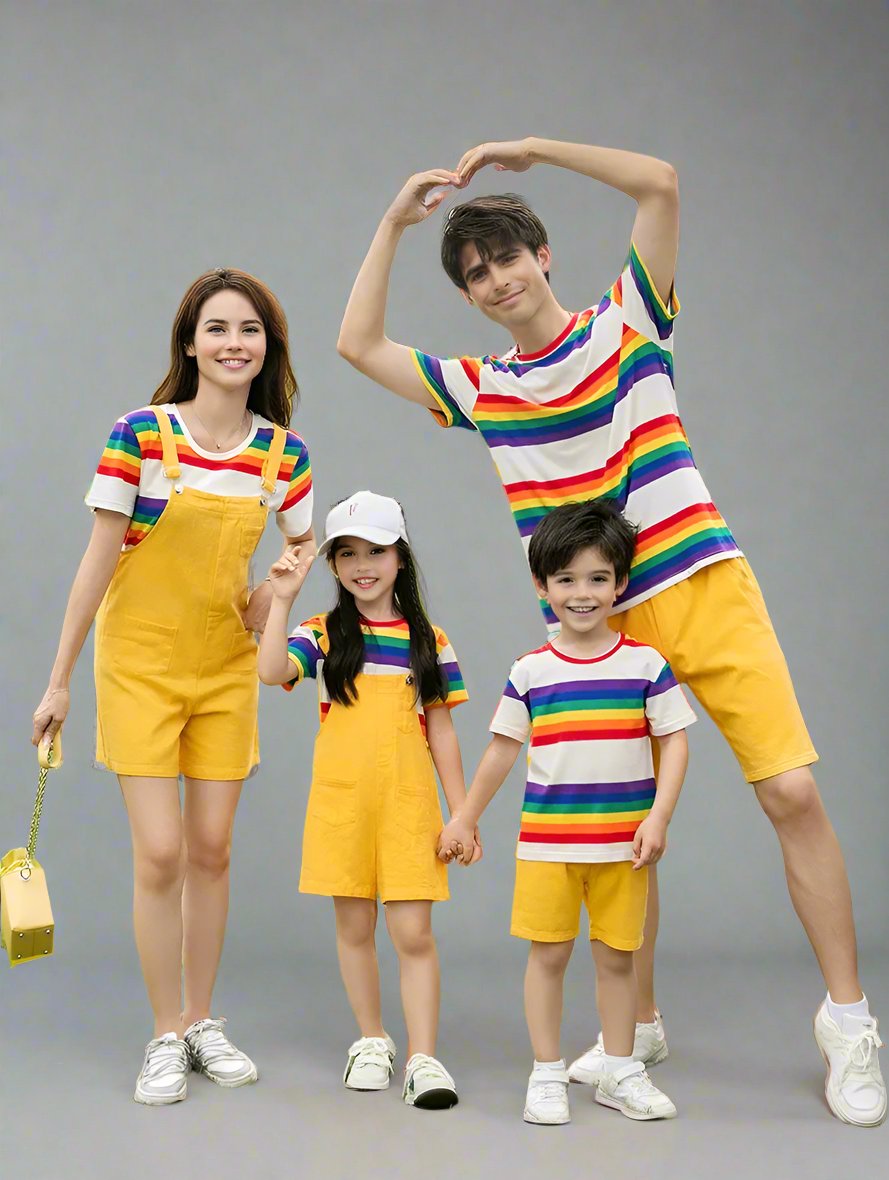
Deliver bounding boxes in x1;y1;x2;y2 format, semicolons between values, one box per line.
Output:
381;210;409;235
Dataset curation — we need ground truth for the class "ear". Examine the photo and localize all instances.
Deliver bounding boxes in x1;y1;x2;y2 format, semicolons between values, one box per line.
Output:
185;341;196;357
532;577;549;602
460;288;474;307
614;575;629;600
537;243;552;276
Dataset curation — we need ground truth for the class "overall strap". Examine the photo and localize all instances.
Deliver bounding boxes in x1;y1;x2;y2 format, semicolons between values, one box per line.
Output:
260;425;288;495
153;407;181;480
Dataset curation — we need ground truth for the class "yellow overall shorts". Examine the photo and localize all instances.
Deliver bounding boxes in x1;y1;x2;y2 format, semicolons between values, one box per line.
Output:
299;674;449;903
94;407;287;780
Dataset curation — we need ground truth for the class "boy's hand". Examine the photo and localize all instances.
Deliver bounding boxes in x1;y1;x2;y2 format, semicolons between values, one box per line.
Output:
267;545;314;601
437;815;475;866
455;139;535;186
632;815;668;869
385;170;460;229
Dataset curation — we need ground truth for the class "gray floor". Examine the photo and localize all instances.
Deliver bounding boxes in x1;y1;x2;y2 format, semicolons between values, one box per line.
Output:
2;946;886;1179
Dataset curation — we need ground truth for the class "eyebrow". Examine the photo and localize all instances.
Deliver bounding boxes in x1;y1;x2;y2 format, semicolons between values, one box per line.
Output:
554;568;612;576
202;318;263;327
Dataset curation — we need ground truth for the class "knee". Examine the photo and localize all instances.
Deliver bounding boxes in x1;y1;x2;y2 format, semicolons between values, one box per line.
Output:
186;835;232;879
592;942;634;978
135;839;186;892
755;767;822;828
531;940;574;976
389;921;435;960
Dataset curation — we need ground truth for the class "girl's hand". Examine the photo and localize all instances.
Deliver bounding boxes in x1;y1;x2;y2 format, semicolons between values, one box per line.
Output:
437;815;476;866
32;686;69;747
467;826;483;865
267;546;314;601
385;170;460;228
455;139;535;187
632;815;668;869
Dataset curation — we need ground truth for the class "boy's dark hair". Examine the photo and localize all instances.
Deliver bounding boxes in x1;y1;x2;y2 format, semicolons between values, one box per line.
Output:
440;194;549;291
528;499;638;586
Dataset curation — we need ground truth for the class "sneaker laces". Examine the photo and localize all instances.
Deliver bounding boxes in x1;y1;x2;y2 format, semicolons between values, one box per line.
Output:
187;1017;241;1065
840;1025;884;1084
407;1053;454;1087
533;1079;568;1102
142;1036;189;1080
350;1037;393;1072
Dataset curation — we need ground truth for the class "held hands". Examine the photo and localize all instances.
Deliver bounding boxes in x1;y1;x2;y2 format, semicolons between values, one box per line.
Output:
32;686;69;747
632;815;668;870
437;816;483;867
267;545;314;602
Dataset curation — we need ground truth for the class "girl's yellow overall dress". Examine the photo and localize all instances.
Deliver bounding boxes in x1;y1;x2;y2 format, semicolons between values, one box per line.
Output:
299;671;450;903
94;407;287;780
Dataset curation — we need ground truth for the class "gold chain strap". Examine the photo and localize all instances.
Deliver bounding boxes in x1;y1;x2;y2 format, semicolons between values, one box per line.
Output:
22;739;57;877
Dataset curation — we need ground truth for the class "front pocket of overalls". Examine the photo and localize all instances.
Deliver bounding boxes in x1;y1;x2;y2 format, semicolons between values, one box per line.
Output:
103;617;178;675
308;778;358;828
227;626;258;675
239;519;266;559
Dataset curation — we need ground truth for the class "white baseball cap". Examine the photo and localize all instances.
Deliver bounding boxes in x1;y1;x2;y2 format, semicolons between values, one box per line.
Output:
317;490;408;558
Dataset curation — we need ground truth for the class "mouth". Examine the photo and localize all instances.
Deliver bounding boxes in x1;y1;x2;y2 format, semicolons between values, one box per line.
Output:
218;358;249;369
352;578;378;590
566;605;597;615
495;291;522;307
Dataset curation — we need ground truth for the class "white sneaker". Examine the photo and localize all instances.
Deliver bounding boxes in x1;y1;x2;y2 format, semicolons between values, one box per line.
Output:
813;1002;887;1126
134;1033;190;1106
523;1062;570;1125
595;1060;677;1120
343;1034;397;1091
402;1053;458;1109
184;1018;258;1088
569;1011;668;1085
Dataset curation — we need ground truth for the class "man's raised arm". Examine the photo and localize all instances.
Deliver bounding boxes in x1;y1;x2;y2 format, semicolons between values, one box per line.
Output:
337;169;459;407
455;138;679;304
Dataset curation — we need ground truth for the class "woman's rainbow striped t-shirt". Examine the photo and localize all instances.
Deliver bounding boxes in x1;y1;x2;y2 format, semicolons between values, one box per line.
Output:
86;405;313;549
490;634;696;864
411;243;740;627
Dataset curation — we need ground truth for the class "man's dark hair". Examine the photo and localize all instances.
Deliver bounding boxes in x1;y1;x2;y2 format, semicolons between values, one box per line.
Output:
440;194;549;291
528;499;638;586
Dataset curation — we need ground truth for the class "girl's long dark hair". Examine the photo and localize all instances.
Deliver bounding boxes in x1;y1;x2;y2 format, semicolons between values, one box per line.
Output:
151;267;298;427
323;537;447;708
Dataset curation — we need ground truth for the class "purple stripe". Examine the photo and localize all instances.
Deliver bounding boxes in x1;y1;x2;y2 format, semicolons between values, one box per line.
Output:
527;779;655;796
532;677;649;694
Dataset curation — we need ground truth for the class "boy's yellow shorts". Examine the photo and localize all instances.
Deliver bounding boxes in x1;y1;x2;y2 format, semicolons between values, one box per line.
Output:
511;859;649;950
610;557;817;783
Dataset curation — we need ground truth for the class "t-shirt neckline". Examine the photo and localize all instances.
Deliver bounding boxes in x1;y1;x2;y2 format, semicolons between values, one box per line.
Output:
167;404;259;460
545;633;624;664
512;312;579;362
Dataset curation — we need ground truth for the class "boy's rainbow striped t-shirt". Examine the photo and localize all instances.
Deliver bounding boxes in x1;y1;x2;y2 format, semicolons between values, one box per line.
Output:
85;405;313;549
285;613;468;733
411;243;741;624
490;635;696;863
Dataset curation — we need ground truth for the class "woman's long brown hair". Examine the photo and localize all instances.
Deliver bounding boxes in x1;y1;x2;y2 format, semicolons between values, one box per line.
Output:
151;267;298;427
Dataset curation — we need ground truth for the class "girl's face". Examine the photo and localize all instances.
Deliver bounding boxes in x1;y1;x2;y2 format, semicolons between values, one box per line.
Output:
186;289;267;394
332;537;402;617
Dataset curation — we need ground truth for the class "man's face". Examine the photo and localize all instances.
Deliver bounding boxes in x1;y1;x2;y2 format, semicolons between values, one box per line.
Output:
458;240;553;333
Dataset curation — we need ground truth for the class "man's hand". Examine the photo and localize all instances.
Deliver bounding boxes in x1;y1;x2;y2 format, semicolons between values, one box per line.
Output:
455;139;535;186
385;169;460;229
632;815;668;869
267;545;314;602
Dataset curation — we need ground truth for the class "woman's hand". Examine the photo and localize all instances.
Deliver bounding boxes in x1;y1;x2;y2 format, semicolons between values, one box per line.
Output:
267;545;314;601
32;686;69;747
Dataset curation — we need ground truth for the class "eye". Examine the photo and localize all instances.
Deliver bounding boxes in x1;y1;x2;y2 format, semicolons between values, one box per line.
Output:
207;325;225;334
244;326;261;334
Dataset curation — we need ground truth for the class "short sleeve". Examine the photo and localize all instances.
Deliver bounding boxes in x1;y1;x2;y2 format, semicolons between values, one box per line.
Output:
620;242;680;344
410;350;481;431
489;660;532;744
283;615;327;691
427;626;469;709
276;431;314;539
645;660;696;736
84;415;144;517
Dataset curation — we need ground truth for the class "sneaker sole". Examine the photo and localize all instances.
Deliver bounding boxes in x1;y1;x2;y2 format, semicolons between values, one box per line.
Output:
813;1017;888;1128
191;1061;258;1089
595;1091;676;1121
345;1077;391;1091
407;1087;459;1110
134;1082;188;1106
523;1108;570;1125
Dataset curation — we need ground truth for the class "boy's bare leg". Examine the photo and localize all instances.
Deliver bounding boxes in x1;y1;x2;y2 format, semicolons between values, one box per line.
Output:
525;940;574;1061
333;897;386;1036
591;941;637;1057
755;767;862;1001
635;867;659;1023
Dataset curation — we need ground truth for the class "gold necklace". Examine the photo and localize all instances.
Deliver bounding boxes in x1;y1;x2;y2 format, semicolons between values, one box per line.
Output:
189;404;251;451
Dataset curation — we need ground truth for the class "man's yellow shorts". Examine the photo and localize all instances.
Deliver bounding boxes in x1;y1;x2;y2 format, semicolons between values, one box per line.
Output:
511;859;649;950
610;557;817;783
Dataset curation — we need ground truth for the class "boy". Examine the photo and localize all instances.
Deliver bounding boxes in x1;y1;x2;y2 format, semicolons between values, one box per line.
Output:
439;499;695;1123
337;137;885;1126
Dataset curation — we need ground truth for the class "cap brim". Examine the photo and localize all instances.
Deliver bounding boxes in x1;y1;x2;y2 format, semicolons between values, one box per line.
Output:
317;526;402;558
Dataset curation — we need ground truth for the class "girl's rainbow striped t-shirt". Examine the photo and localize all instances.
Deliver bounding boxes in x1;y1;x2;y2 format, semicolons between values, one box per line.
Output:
285;613;468;732
411;242;741;626
490;635;696;863
85;405;313;549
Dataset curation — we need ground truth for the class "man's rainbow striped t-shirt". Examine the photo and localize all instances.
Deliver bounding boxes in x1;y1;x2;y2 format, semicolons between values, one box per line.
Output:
490;634;696;864
412;243;740;625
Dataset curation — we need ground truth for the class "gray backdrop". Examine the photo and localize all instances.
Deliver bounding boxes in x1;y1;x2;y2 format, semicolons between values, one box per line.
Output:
2;2;887;1176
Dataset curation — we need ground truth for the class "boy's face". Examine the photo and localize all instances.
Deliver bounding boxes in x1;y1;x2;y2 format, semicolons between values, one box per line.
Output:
458;240;553;332
534;546;628;638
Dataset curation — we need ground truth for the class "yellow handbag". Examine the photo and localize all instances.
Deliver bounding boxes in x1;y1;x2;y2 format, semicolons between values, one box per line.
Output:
0;735;60;966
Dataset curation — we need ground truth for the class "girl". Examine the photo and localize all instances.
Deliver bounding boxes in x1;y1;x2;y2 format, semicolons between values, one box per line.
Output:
258;490;478;1109
31;268;314;1105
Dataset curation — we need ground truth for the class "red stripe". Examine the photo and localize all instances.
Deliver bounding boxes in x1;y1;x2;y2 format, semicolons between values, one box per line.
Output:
519;830;638;844
532;726;648;746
